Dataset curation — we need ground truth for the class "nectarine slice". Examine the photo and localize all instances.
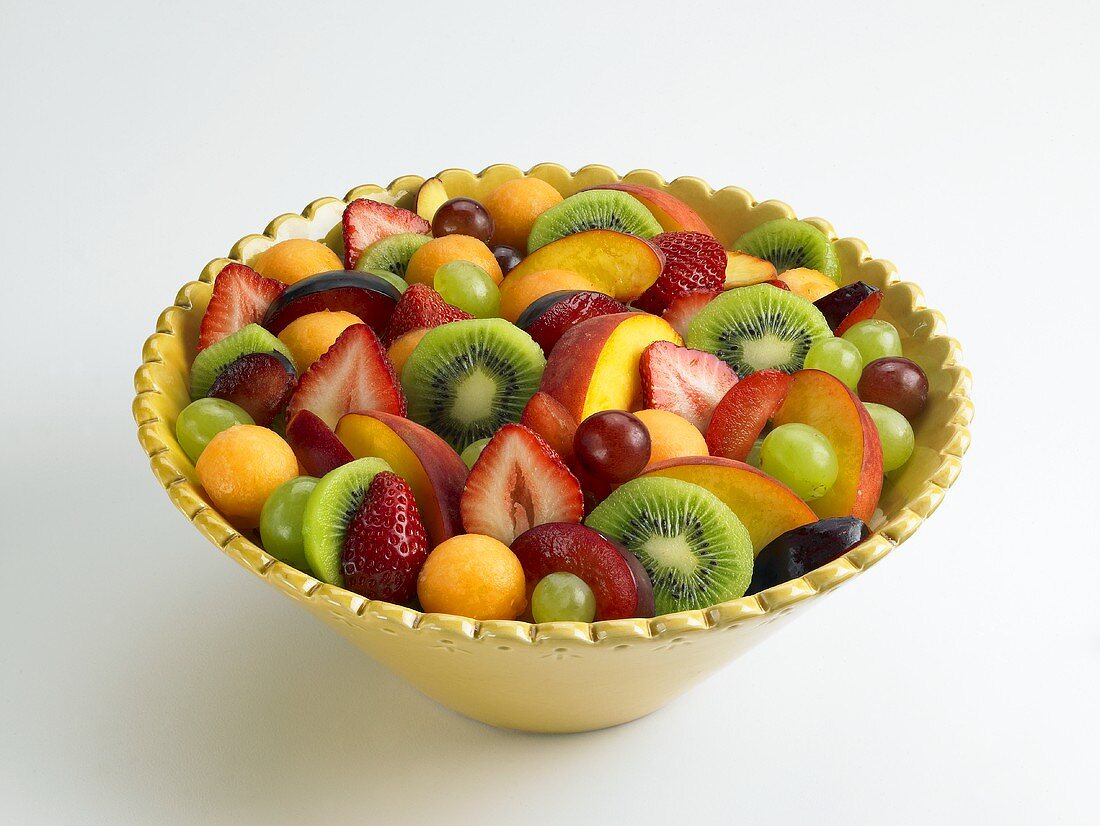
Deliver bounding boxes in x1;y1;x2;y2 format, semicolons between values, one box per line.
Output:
724;251;777;288
498;268;602;323
778;268;837;302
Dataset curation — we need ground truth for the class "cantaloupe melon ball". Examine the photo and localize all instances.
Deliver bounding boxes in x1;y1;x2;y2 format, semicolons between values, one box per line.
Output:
277;310;361;370
404;235;503;287
253;239;342;285
196;425;298;528
483;178;564;251
633;408;709;465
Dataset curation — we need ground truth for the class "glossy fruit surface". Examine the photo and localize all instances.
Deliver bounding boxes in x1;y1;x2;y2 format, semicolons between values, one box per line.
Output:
640;340;738;432
433;260;501;318
531;572;596;623
341;199;430;270
483;177;564;249
431;197;494;244
383;284;473;346
858;357;928;420
261;270;400;335
864;402;915;472
491;244;523;276
416;534;527;620
277;310;362;371
199;263;286;351
760;423;838;501
196;425;299;528
842;319;902;365
633;409;708;465
813;280;883;335
175;397;254;463
747;516;870;594
285;410;354;477
207;351;296;427
516;290;628;355
805;337;863;389
259;475;319;572
405;235;503;287
253;238;343;285
574;410;652;484
634;231;726;314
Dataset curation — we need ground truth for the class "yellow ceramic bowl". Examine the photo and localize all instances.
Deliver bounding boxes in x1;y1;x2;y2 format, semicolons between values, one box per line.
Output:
133;164;973;733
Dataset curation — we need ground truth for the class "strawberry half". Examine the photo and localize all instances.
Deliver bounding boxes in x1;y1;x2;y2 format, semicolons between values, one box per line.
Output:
342;471;429;603
207;351;296;427
640;341;739;432
634;232;726;315
286;410;354;477
342;199;430;269
460;424;584;546
520;391;578;465
286;324;406;429
383;284;473;346
661;289;720;339
198;263;286;351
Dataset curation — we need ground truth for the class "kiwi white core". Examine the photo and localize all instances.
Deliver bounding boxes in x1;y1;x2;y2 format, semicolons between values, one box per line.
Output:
453;369;497;423
641;535;698;577
741;333;795;372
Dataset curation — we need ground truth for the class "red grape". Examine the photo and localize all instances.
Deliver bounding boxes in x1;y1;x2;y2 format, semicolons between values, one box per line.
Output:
858;357;928;420
432;197;494;244
573;410;651;484
491;244;523;275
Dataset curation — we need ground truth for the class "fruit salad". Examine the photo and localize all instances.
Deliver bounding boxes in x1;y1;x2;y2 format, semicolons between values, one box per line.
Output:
176;176;929;623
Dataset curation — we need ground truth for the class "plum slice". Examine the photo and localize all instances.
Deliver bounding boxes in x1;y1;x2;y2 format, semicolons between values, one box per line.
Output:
514;290;628;356
262;270;401;336
510;522;655;620
705;370;793;462
813;281;883;335
286;410;354;477
747;516;871;595
207;351;296;427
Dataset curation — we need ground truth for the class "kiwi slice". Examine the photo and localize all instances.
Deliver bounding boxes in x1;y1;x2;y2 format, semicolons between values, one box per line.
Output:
355;232;430;278
190;324;296;399
686;284;831;376
585;477;753;614
734;218;840;282
302;457;394;586
527;190;662;252
401;318;546;449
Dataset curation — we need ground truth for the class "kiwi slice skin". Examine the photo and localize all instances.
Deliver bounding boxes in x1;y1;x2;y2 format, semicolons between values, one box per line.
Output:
734;218;841;282
355;232;430;278
585;477;753;614
190;324;297;399
401;318;546;450
302;457;393;587
527;190;663;253
686;284;831;377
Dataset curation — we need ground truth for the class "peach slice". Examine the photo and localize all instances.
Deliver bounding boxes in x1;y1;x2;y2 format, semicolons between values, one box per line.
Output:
415;177;448;222
641;456;816;554
587;183;714;235
724;251;777;288
335;410;467;546
778;268;836;302
498;268;603;323
541;312;681;422
506;230;664;303
771;370;883;521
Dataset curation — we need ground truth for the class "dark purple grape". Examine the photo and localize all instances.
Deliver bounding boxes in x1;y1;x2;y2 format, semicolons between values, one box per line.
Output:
747;517;871;594
432;197;494;244
491;244;523;276
574;410;651;484
858;357;928;420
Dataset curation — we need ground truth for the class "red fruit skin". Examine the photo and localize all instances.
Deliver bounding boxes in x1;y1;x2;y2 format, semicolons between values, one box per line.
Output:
640;341;739;432
764;279;791;291
511;523;655;620
383;284;473;346
523;292;628;356
705;370;794;461
286;324;406;429
207;351;296;427
634;232;727;315
460;424;584;546
813;281;883;335
342;471;429;604
198;263;287;351
520;391;579;464
285;410;354;477
661;290;720;339
262;271;399;336
573;411;652;485
342;199;430;269
857;357;928;420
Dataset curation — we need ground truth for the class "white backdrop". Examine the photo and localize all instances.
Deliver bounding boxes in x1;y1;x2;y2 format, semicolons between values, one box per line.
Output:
2;1;1096;823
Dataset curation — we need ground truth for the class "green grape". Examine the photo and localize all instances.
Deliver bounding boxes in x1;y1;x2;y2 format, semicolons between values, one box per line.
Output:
841;319;902;365
746;436;765;469
531;572;597;623
365;268;408;295
805;337;863;389
864;402;915;473
760;423;839;502
259;476;319;572
434;260;501;318
175;398;253;463
460;437;491;468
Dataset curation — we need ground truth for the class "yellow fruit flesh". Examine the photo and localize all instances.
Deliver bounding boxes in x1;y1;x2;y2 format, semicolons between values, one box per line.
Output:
583;315;681;417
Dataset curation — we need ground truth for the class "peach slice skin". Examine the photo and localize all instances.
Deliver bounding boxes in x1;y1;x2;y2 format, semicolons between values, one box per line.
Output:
505;230;664;303
587;183;715;235
641;456;816;554
771;370;883;521
724;251;777;288
335;410;467;546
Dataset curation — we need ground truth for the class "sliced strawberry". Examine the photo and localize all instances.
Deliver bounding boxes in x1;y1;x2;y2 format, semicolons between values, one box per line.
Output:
634;232;727;315
705;370;794;461
460;424;584;546
342;471;429;603
383;284;473;346
342;199;430;269
198;263;286;351
286;410;354;477
520;391;578;464
207;351;296;426
639;341;739;433
286;324;405;429
661;289;720;339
